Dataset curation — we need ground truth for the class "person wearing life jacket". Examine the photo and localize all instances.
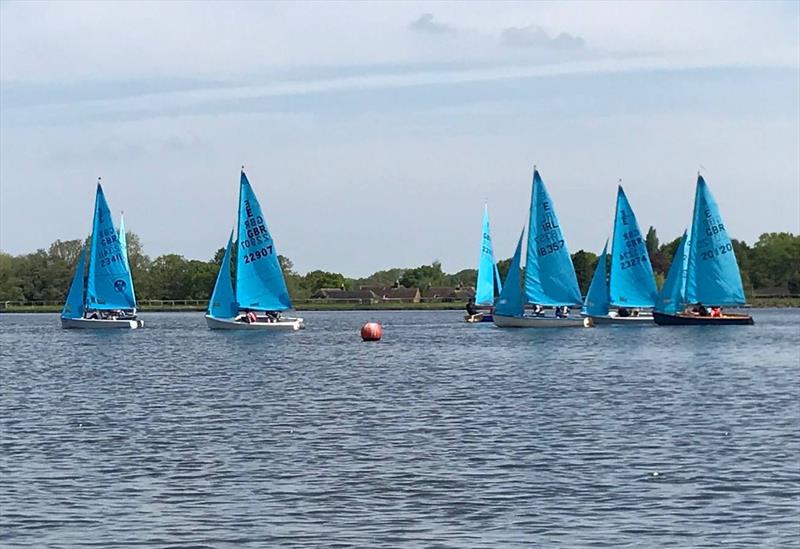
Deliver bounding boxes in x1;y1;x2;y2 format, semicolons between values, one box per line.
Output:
711;306;722;318
246;311;257;323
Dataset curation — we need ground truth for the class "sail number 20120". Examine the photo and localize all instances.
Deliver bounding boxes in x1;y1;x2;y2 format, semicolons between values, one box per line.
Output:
701;242;733;261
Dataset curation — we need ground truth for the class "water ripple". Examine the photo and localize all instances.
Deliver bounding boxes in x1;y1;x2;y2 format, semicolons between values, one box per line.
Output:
1;309;798;547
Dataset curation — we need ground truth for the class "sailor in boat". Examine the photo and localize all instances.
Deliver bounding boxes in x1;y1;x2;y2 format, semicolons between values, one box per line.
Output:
264;311;280;323
555;306;569;318
533;304;545;316
465;297;478;317
617;307;631;318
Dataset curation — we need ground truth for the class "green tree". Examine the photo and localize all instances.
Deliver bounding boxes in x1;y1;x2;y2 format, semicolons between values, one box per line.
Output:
497;257;513;283
399;261;446;289
571;250;599;295
302;270;347;294
645;226;659;256
0;252;25;301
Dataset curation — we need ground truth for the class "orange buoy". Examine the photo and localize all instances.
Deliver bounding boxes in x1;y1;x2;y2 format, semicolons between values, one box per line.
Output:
360;322;382;341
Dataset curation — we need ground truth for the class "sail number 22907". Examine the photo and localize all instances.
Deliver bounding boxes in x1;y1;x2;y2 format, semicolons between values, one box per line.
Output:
243;246;274;264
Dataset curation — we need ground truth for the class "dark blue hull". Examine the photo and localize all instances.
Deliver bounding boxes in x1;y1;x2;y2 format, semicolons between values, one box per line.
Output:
653;311;754;326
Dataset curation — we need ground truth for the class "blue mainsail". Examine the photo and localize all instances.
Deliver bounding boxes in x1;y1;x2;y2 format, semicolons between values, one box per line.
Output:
86;183;137;310
494;229;525;317
523;169;582;306
583;241;610;316
207;230;238;318
609;185;658;307
656;230;689;314
686;176;746;306
61;247;86;319
235;171;292;311
475;204;501;305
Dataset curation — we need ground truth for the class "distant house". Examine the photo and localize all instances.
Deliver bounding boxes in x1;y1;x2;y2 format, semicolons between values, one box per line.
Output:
311;288;379;304
379;287;421;303
357;284;421;303
424;286;475;302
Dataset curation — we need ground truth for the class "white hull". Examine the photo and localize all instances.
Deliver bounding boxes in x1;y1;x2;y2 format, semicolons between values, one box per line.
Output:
583;312;654;325
205;314;304;331
61;317;143;329
494;314;591;328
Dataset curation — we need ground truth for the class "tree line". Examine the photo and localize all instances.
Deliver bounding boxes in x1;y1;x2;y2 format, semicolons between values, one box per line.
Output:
1;229;797;303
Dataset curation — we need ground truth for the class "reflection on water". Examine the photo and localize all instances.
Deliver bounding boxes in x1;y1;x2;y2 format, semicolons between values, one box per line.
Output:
1;310;798;547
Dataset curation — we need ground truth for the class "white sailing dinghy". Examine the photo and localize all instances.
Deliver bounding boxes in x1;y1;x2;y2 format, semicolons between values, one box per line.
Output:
205;170;304;331
61;182;143;329
465;204;503;323
494;168;591;328
582;185;657;324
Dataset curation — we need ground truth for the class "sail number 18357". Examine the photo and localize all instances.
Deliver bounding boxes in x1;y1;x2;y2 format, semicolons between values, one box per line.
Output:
538;240;565;257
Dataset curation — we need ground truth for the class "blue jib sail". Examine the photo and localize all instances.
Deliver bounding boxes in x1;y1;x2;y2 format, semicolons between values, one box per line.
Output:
583;241;610;316
656;230;689;314
609;185;658;307
523;169;583;306
494;229;525;317
61;247;86;319
86;183;137;310
207;230;238;318
686;176;746;306
475;204;500;305
235;171;292;311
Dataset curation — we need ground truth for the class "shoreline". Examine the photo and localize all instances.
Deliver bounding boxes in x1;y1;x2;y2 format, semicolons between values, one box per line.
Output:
1;298;798;313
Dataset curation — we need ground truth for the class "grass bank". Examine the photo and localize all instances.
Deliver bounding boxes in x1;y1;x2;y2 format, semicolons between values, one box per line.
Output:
0;301;468;313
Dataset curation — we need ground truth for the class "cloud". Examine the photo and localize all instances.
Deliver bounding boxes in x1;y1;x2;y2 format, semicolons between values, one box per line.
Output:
409;13;455;35
502;25;585;50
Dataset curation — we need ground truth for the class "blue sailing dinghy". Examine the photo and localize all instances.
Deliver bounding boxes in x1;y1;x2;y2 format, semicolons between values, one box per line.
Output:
653;175;753;325
582;185;657;324
205;170;304;331
61;182;143;329
494;168;591;328
465;204;503;323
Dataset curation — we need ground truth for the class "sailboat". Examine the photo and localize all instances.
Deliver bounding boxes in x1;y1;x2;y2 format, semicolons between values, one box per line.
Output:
653;175;753;325
494;168;591;328
205;169;304;330
465;204;503;323
61;181;143;329
582;185;658;324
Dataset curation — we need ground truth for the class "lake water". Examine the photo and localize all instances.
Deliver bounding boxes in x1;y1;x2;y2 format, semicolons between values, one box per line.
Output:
1;309;798;548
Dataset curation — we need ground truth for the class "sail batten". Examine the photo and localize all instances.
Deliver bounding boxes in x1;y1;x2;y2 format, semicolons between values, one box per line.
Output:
583;241;610;316
234;171;292;311
523;170;582;306
86;184;137;310
609;186;658;307
494;230;525;317
685;176;746;306
475;204;500;305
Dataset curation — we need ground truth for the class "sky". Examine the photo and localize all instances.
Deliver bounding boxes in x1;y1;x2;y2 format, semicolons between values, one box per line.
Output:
1;0;798;277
